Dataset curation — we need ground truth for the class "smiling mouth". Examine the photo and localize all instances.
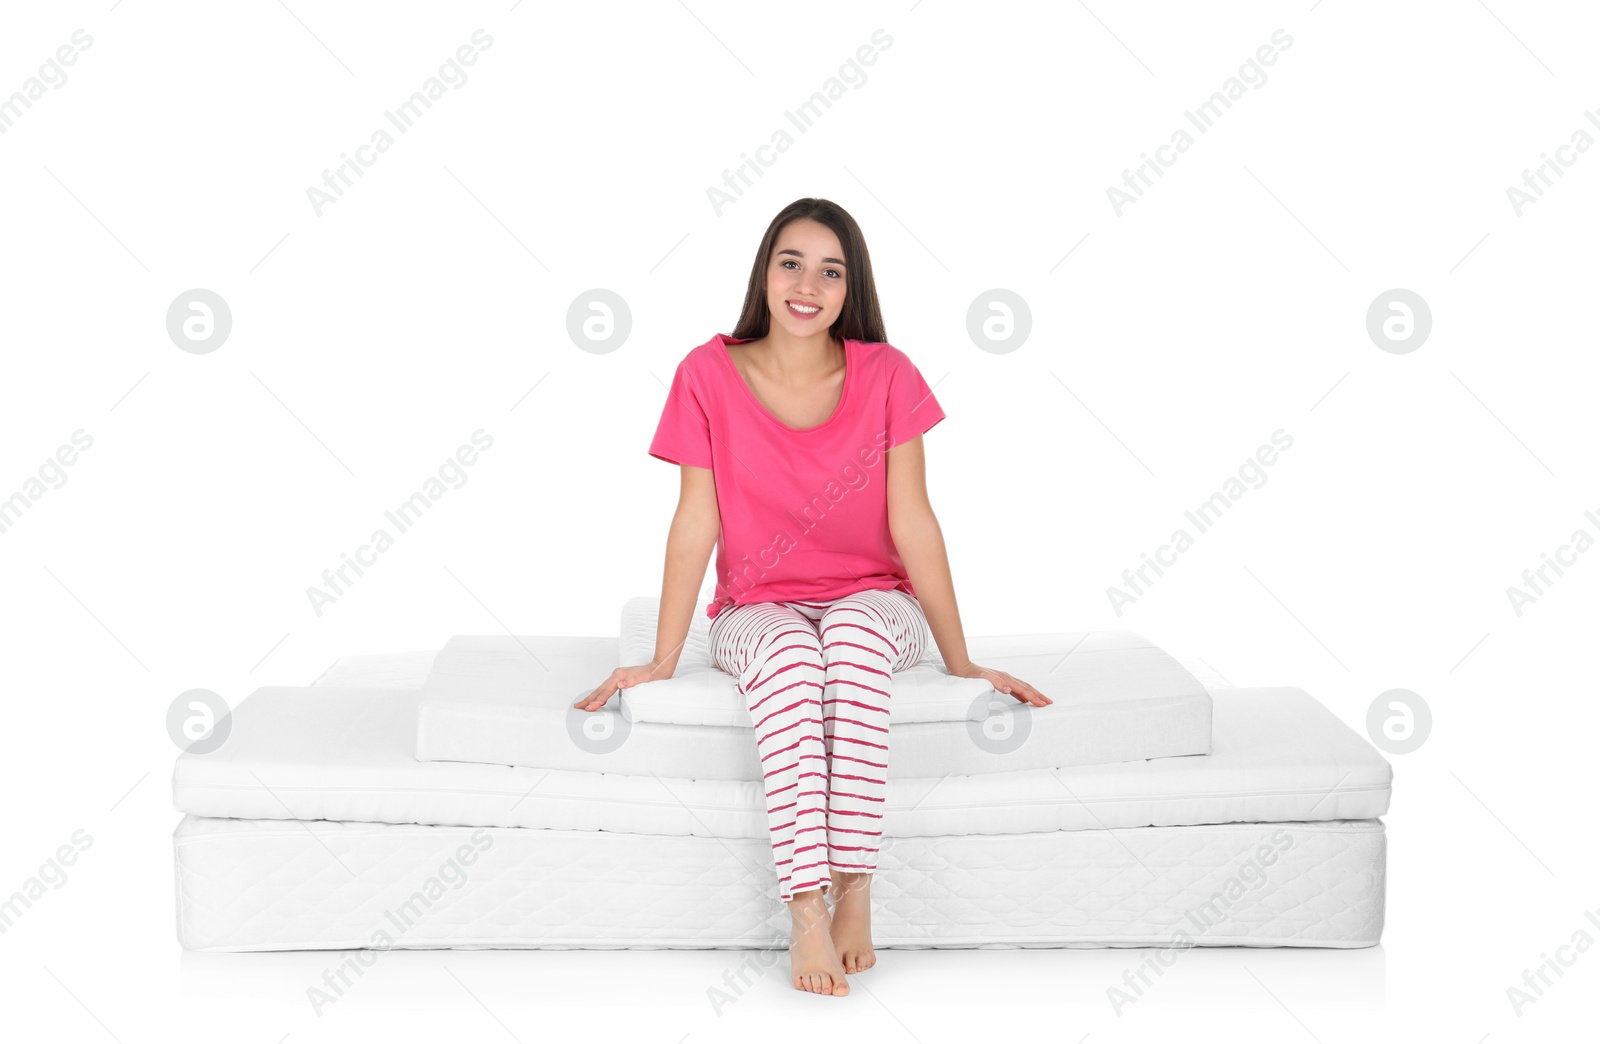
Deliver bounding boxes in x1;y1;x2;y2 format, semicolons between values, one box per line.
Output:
787;301;822;319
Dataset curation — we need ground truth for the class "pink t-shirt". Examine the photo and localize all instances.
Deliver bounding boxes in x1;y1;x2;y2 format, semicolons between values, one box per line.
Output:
649;332;946;621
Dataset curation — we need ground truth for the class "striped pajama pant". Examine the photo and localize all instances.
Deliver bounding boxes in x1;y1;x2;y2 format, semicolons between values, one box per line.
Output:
707;588;929;903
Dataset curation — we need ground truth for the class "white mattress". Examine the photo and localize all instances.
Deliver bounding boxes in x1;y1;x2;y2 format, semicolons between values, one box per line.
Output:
616;595;996;725
173;815;1385;951
170;685;1390;835
310;650;439;688
613;595;1212;729
310;643;1241;694
415;635;1212;776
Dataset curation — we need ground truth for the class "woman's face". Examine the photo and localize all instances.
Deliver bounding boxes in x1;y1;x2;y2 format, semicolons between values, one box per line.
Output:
765;219;847;338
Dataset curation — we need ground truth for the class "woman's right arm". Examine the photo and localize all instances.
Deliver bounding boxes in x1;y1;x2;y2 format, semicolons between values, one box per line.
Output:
575;464;718;710
652;463;719;676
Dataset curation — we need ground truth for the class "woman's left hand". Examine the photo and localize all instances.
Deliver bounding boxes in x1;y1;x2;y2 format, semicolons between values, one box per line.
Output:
953;662;1052;707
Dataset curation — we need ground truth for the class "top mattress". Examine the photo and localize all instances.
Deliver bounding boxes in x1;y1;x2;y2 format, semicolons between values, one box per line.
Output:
171;683;1391;837
415;634;1212;777
310;644;1240;694
612;596;1213;728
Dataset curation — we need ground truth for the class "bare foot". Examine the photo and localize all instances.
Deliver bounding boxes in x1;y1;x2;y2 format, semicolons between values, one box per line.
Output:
788;890;850;996
828;871;877;974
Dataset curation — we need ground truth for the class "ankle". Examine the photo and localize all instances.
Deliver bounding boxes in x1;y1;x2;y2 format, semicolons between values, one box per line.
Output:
788;890;830;927
830;871;872;900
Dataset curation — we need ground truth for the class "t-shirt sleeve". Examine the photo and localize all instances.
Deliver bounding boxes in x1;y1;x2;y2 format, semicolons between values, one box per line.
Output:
648;358;715;470
885;348;946;449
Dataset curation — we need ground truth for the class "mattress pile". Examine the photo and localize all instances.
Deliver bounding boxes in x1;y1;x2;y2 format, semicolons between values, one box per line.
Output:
171;597;1392;951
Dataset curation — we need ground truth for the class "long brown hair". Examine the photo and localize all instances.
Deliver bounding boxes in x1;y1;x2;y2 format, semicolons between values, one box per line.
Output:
728;198;888;344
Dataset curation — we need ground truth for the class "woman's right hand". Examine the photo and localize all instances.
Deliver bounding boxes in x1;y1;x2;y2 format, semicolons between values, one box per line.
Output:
573;662;667;712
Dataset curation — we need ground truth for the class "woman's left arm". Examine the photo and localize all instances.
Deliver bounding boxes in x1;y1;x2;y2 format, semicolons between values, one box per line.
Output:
886;435;1051;707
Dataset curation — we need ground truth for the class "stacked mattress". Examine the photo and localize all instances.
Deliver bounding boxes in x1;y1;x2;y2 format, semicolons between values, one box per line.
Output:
171;598;1392;951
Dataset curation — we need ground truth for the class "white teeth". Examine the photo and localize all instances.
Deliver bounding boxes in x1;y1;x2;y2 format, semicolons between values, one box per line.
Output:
789;302;819;313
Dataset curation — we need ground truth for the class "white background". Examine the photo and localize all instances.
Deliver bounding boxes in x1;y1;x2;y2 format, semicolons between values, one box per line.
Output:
2;0;1596;1039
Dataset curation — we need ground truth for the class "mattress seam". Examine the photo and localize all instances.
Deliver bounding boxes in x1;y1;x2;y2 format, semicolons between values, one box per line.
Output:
172;817;1387;843
172;781;1391;807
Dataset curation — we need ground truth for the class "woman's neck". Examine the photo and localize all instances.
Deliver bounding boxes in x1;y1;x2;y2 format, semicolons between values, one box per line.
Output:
748;328;842;383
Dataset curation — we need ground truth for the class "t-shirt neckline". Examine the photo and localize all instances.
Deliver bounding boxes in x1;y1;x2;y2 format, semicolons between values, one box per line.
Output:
715;333;854;435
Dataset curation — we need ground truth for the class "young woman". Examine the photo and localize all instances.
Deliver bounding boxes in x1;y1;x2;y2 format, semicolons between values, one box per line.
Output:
576;198;1051;998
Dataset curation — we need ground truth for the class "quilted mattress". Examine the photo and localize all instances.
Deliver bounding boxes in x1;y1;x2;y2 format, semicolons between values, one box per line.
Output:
612;596;1215;729
415;635;1213;777
171;685;1389;834
173;643;1391;952
307;641;1241;697
174;815;1385;951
